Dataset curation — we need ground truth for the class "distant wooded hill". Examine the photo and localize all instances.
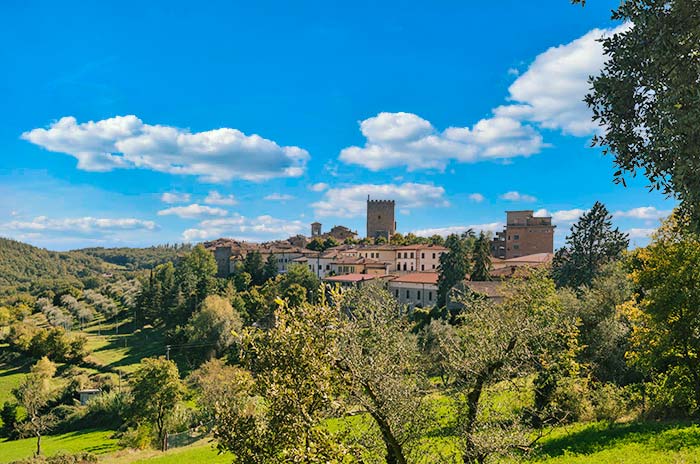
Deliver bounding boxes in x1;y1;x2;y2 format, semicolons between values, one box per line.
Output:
78;244;191;270
0;238;191;295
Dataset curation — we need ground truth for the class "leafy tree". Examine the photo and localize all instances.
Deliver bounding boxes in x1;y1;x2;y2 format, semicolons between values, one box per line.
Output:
560;261;636;384
337;284;429;464
581;0;700;227
243;251;265;286
129;358;185;450
429;234;445;246
552;202;629;289
323;237;340;250
428;269;576;463
305;238;324;251
277;263;321;304
626;214;700;412
184;295;243;362
175;245;217;324
13;357;57;456
470;232;492;282
218;298;347;461
0;402;19;439
437;234;471;308
263;254;278;282
188;358;255;425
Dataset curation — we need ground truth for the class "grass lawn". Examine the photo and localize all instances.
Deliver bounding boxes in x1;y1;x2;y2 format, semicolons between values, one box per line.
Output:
101;439;229;464
528;421;700;463
0;429;120;463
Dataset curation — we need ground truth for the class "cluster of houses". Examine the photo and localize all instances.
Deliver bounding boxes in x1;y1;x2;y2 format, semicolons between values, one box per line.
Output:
205;199;556;309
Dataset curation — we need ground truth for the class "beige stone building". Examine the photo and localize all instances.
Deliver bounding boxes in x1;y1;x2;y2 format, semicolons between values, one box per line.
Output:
388;272;439;309
491;210;555;259
395;244;447;272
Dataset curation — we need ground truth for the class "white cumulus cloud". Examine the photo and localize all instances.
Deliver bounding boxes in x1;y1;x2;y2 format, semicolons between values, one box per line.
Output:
339;112;544;171
161;192;191;204
412;222;504;238
204;191;237;206
311;183;449;218
264;193;295;201
182;214;305;242
22;115;309;182
501;191;537;202
309;182;329;192
496;23;631;136
535;208;587;224
615;206;671;221
468;193;485;203
157;204;228;219
5;216;157;233
626;228;656;240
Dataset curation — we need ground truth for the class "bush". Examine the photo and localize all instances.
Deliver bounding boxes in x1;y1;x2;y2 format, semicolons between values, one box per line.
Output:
119;424;154;450
644;368;696;418
548;377;594;423
10;452;97;464
0;401;19;439
589;383;629;422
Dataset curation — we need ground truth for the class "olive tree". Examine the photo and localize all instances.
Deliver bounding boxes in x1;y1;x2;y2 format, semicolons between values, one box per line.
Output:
13;357;57;456
428;269;576;463
336;283;430;464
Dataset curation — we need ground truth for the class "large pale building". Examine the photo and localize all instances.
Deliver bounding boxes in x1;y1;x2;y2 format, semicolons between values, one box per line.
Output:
366;197;396;240
491;210;555;259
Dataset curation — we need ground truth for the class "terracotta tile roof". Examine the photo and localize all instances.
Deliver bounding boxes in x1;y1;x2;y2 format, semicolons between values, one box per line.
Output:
389;272;439;284
323;273;387;283
502;253;553;264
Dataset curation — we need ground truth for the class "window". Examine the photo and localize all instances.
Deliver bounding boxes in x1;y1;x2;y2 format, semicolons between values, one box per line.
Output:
428;291;432;301
403;263;407;271
406;290;410;298
421;253;425;259
513;234;520;240
395;289;399;298
421;264;425;271
417;290;421;299
432;253;436;259
513;244;520;250
432;264;435;269
410;252;414;258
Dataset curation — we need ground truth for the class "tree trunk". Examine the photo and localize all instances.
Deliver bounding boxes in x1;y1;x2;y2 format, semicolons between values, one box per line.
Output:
35;431;41;456
462;380;484;464
362;381;408;464
369;410;407;464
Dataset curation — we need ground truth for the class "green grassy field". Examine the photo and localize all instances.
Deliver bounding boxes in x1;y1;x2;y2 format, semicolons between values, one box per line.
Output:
102;440;228;464
528;421;700;464
0;429;119;463
1;420;699;463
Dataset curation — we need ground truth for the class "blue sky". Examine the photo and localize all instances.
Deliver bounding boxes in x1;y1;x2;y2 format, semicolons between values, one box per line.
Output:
0;0;675;250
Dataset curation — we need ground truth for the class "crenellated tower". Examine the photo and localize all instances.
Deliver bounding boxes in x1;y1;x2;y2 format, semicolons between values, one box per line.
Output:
366;196;396;240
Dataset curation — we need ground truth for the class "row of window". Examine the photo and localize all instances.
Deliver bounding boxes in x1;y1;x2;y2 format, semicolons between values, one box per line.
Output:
394;288;433;301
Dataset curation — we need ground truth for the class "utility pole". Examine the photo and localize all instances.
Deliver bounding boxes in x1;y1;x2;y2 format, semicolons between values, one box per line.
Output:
166;345;171;361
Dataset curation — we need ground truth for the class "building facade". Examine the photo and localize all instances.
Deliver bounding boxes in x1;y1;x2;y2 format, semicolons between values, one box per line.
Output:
388;272;439;309
490;210;555;259
366;197;396;240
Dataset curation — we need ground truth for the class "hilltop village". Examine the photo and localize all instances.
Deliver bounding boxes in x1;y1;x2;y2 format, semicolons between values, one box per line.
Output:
205;197;556;309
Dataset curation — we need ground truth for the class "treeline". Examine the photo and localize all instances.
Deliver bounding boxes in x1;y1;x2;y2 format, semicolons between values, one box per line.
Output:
79;244;193;270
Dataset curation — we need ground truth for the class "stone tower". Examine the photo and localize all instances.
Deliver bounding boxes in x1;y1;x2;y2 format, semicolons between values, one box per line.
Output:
366;196;396;239
311;222;322;237
214;246;232;277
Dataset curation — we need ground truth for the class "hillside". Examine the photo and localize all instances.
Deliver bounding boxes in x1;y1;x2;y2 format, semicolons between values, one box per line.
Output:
78;245;192;271
0;238;110;294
